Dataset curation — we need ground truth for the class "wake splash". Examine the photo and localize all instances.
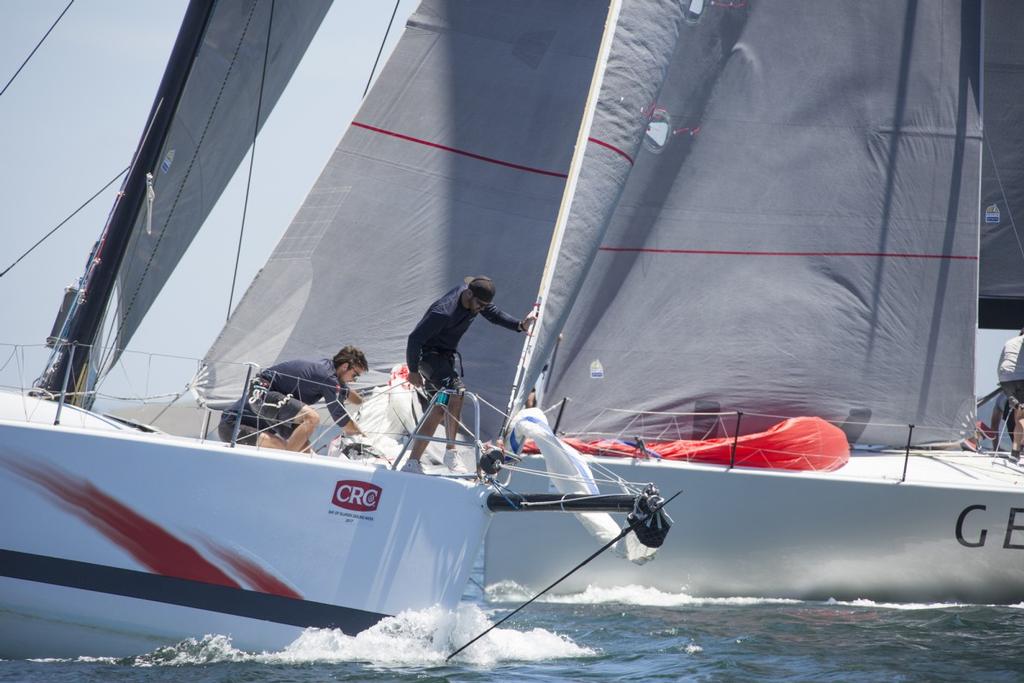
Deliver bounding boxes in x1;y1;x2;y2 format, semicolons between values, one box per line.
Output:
60;604;593;668
486;582;1018;611
486;581;801;607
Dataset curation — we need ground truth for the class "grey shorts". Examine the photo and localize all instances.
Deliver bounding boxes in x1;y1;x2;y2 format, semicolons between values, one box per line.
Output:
1001;380;1024;408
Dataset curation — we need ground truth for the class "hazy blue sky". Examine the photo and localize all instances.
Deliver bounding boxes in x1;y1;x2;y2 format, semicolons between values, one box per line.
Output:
0;1;1013;403
0;0;415;398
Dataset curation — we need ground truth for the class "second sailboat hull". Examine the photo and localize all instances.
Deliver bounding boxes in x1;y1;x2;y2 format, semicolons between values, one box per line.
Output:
485;453;1024;603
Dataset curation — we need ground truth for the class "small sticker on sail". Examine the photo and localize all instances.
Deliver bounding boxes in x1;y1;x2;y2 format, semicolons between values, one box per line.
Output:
985;204;1000;224
590;360;604;379
160;149;176;174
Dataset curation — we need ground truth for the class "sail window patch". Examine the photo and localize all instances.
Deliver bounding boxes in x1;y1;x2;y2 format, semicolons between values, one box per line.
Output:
684;0;706;24
644;107;671;153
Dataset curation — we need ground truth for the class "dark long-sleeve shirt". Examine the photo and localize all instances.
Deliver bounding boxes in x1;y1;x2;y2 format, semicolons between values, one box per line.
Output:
406;285;520;371
224;357;351;427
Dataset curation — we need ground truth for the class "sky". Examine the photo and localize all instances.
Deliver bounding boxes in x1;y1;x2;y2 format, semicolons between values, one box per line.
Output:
0;0;416;399
0;0;1013;404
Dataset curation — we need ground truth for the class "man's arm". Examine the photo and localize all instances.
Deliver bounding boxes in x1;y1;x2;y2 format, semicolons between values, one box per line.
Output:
480;303;523;331
481;304;537;334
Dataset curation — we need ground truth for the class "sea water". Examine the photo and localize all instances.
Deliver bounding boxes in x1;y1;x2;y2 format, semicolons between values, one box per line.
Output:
3;563;1024;682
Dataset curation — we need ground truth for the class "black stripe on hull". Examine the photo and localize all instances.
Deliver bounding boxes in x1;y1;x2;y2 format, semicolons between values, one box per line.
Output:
0;549;386;634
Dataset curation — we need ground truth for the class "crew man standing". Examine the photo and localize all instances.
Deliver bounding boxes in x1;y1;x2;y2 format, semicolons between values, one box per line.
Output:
402;276;535;473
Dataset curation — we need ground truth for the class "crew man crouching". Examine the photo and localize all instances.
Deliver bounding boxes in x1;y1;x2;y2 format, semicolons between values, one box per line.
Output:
218;346;368;452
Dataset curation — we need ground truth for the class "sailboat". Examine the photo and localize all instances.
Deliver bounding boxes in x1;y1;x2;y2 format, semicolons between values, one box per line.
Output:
0;0;673;658
193;0;1023;603
485;0;1024;603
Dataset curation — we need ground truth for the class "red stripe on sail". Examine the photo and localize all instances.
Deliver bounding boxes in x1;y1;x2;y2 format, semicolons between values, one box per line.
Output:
351;121;569;178
598;246;978;260
587;137;634;165
5;460;241;589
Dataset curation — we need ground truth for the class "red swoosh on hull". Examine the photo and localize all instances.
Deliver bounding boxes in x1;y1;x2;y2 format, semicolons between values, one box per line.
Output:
5;459;302;598
207;543;301;600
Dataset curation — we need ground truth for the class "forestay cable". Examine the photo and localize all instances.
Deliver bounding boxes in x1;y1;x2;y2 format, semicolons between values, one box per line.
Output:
0;0;74;99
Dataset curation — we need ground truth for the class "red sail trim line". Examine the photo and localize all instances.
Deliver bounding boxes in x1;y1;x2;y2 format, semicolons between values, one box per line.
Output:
207;543;302;600
587;137;634;165
351;121;569;178
598;246;978;260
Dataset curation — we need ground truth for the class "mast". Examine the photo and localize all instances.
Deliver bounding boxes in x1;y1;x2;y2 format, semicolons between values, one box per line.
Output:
502;0;625;430
37;0;216;404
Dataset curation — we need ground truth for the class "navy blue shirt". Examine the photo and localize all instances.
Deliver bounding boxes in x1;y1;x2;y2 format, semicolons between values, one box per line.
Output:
406;285;520;371
224;358;351;427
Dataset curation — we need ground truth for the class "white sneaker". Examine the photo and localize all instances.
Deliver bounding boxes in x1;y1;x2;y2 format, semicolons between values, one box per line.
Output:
444;450;469;474
401;459;424;475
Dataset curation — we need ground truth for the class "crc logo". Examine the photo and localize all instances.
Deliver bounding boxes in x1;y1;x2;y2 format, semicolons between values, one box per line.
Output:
332;480;382;512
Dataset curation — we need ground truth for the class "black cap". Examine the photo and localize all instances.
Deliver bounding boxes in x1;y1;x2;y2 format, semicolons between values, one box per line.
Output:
464;275;495;303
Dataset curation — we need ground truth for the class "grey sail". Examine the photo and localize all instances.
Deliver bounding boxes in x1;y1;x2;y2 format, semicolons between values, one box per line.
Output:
979;0;1024;330
109;0;331;367
512;0;688;416
535;0;981;446
196;0;608;438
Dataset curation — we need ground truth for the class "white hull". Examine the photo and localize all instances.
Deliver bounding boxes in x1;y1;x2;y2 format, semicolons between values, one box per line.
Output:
0;393;491;658
486;452;1024;603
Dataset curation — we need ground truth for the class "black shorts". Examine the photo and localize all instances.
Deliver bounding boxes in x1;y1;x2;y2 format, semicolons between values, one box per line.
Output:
219;381;305;444
1001;380;1024;407
417;350;464;409
217;418;261;446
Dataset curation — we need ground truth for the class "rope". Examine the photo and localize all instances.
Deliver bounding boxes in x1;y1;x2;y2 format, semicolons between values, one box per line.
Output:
226;0;275;321
447;524;631;661
0;167;129;278
0;0;74;99
447;490;680;661
362;0;402;99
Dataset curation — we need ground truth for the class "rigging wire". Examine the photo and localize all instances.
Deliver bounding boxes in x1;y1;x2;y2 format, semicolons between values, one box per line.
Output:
226;0;276;322
983;133;1024;262
0;166;129;279
361;0;402;99
0;0;74;100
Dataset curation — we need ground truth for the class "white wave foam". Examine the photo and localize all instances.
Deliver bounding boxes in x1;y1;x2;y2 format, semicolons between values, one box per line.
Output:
486;581;801;607
486;581;1023;610
824;598;970;610
113;604;592;667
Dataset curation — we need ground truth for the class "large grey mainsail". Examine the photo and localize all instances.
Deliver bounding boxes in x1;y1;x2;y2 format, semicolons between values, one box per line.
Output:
109;0;330;367
196;1;608;437
979;0;1024;329
531;0;982;446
